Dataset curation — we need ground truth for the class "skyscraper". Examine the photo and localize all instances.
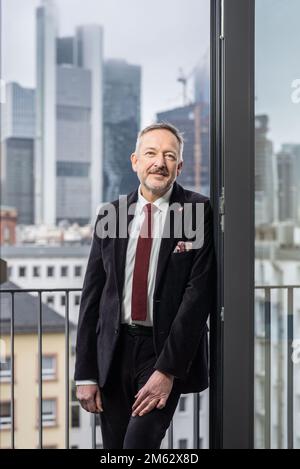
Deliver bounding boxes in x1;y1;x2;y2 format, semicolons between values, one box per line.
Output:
1;83;36;224
35;0;57;225
255;115;275;225
75;26;104;218
103;59;141;201
1;83;35;141
56;66;92;225
36;1;104;224
277;144;300;224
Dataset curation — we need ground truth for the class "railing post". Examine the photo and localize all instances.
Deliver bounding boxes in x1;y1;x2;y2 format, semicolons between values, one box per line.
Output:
65;291;70;449
287;287;294;450
193;392;200;449
264;287;271;449
10;292;15;449
38;291;43;449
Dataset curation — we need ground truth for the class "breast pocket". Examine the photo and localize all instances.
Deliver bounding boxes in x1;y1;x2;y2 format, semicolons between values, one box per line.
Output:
169;250;195;282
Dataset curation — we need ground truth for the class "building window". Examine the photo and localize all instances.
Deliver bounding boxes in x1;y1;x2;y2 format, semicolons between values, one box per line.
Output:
71;405;80;428
42;356;56;381
61;266;68;277
47;266;55;277
0;357;11;381
61;295;66;306
18;266;26;277
33;266;40;277
75;295;80;306
42;399;56;426
74;266;82;277
46;296;55;306
178;439;187;449
0;402;12;429
178;396;187;412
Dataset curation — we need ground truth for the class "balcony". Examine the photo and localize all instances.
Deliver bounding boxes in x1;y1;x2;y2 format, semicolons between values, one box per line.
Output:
1;284;299;449
0;286;209;449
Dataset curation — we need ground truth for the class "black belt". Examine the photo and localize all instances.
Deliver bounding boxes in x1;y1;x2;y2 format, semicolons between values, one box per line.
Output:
121;323;153;336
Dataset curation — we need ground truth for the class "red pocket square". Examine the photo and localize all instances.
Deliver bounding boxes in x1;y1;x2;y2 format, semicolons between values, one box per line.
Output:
173;241;193;253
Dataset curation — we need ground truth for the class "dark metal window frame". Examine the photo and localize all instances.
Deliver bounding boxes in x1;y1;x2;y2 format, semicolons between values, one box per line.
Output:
210;0;255;449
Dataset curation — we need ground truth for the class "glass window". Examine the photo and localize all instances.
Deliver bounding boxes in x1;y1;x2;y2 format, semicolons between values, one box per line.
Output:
46;296;55;306
33;266;40;277
2;0;211;449
0;402;11;428
178;396;187;412
47;266;55;277
57;161;90;177
178;439;188;449
74;295;80;306
18;266;26;277
255;0;300;449
42;355;56;380
42;399;56;426
0;357;11;381
61;266;68;277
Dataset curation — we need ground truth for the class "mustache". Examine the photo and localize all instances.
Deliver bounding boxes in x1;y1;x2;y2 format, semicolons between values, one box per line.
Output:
149;170;168;176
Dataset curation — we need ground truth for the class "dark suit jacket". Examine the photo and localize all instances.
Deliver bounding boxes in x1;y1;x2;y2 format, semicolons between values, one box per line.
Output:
74;181;216;394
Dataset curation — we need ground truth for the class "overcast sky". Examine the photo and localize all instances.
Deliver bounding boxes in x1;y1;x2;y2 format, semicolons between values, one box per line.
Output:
2;0;299;151
255;0;300;151
2;0;210;126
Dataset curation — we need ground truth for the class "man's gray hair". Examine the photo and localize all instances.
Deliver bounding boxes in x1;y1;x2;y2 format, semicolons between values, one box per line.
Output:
135;122;184;162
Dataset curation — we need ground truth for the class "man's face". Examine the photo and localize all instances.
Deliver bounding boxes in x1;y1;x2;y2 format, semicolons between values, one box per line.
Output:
131;129;183;196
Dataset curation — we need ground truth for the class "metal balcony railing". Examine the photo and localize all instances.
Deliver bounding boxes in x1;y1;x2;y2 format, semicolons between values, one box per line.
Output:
2;285;297;449
0;287;204;449
254;285;300;450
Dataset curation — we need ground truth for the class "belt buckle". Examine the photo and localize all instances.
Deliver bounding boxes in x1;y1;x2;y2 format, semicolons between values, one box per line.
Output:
131;323;138;328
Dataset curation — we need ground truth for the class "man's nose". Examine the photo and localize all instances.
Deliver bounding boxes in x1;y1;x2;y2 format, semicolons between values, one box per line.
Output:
153;154;166;167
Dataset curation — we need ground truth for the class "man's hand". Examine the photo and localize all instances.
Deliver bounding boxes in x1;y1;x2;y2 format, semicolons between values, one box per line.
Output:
131;370;174;417
76;384;103;413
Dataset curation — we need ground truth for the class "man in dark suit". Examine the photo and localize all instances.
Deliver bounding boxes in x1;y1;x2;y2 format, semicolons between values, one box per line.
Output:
75;122;216;449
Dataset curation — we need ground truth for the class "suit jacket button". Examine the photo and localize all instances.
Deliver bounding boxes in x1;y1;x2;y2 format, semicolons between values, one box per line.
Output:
115;328;118;334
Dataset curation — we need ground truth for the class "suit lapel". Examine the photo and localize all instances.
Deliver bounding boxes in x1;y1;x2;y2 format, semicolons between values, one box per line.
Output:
153;181;185;299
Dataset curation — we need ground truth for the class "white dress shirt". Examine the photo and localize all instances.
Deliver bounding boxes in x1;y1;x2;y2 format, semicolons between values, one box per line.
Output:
76;183;174;386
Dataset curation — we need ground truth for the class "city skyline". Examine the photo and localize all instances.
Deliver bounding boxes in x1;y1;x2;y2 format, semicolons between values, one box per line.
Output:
2;0;210;127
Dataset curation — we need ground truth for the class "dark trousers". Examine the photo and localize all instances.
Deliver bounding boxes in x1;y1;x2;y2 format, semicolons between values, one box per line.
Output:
98;326;181;449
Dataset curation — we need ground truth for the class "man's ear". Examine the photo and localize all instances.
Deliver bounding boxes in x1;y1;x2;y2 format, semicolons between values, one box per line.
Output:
131;152;138;172
177;160;183;176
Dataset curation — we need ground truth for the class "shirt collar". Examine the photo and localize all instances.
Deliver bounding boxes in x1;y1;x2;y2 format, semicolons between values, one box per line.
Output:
137;183;173;214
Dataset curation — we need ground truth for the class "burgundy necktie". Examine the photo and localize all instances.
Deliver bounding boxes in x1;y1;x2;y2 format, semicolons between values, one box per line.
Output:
131;203;154;321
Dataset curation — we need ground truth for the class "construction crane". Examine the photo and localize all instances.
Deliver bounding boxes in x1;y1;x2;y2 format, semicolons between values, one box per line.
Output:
177;52;209;106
